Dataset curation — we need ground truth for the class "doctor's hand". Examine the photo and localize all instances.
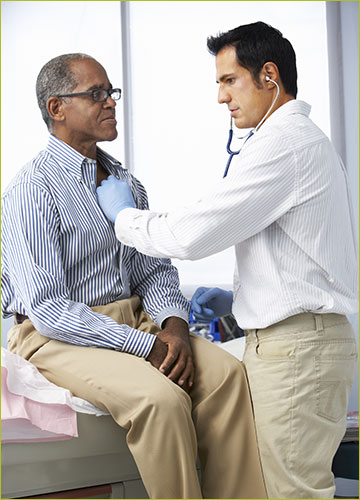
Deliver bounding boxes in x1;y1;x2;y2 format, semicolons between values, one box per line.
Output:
147;317;195;393
97;175;135;223
191;287;233;322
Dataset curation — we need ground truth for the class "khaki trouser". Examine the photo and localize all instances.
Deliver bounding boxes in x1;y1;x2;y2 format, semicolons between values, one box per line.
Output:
8;296;267;499
243;312;357;499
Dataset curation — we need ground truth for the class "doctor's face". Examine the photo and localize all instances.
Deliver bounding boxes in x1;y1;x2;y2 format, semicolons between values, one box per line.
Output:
216;46;273;129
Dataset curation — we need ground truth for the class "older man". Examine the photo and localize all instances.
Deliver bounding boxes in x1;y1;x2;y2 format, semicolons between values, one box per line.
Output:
1;53;266;499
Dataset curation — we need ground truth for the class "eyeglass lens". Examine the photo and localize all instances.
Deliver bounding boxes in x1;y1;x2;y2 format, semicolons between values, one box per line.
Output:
93;89;121;102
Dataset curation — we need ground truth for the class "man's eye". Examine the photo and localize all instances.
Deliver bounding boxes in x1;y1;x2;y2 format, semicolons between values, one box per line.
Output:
226;78;235;84
92;90;104;100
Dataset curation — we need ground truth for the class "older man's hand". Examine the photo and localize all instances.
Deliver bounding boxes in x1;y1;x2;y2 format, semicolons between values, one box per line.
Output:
97;175;135;223
146;317;195;393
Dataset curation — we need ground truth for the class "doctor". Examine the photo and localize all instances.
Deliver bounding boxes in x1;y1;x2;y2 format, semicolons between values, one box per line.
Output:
97;21;358;499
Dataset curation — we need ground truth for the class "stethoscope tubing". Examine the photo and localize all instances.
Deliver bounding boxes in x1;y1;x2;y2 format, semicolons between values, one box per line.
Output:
223;129;253;178
223;79;280;178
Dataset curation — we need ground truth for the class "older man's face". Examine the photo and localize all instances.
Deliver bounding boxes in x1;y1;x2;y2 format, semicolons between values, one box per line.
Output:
58;58;118;157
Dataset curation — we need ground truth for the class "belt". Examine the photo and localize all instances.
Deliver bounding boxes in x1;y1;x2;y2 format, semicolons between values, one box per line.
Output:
16;313;29;324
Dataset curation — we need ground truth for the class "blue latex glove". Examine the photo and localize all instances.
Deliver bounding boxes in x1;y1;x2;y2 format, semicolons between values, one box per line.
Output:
191;287;233;322
97;175;135;223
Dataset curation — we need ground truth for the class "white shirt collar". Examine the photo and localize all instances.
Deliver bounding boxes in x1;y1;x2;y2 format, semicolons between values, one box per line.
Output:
261;100;312;131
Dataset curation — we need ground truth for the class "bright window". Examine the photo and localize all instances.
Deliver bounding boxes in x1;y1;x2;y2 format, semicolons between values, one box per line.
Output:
127;1;330;286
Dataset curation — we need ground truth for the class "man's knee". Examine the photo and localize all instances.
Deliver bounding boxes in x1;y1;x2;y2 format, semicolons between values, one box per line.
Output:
192;335;247;390
145;376;192;417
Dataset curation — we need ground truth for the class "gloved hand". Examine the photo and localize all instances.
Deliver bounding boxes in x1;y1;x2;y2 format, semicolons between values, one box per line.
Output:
191;287;233;322
97;175;135;223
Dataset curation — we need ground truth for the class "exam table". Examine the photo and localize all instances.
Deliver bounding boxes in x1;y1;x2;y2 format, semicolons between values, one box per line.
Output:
1;343;149;499
2;412;148;499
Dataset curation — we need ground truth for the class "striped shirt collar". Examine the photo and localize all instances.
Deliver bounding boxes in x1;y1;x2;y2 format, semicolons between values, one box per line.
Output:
262;100;312;130
46;134;124;182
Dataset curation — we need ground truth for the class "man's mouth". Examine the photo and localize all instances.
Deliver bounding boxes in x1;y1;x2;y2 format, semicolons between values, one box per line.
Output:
102;115;117;124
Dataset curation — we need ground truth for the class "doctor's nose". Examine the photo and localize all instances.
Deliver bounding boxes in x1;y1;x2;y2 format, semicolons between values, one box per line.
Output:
218;87;231;104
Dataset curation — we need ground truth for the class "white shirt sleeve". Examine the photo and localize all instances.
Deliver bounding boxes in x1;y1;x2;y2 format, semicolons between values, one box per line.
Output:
115;133;297;261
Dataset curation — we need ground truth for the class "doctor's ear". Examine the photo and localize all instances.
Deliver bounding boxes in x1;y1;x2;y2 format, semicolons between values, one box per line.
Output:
265;75;278;87
262;62;279;86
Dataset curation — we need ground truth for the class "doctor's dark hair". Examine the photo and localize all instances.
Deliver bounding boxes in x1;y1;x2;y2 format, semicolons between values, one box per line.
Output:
36;53;95;131
207;21;298;98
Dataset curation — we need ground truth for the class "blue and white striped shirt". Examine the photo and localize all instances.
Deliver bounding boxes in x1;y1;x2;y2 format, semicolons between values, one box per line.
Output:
1;135;190;357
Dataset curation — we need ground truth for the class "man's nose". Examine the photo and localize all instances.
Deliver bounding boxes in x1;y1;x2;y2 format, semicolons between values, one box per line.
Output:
218;86;230;104
104;95;117;108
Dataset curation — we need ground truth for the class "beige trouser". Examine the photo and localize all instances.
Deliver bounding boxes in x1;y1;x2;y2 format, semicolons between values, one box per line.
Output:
8;296;267;499
243;312;357;499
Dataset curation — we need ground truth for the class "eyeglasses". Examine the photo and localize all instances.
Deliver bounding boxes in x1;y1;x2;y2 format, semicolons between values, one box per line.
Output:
55;88;122;102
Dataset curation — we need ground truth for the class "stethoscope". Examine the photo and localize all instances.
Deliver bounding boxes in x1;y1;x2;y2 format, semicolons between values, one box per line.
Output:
223;76;280;178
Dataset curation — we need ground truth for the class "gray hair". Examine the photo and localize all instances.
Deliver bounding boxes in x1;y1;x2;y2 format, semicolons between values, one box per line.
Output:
36;53;95;131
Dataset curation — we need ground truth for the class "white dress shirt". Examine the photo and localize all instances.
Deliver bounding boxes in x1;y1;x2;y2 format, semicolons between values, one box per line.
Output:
115;100;359;329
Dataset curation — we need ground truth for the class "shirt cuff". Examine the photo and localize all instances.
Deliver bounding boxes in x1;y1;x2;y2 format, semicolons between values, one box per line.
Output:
115;208;141;247
156;307;190;329
121;327;156;358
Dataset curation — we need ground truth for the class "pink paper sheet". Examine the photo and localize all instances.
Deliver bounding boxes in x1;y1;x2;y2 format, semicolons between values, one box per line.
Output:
1;366;78;443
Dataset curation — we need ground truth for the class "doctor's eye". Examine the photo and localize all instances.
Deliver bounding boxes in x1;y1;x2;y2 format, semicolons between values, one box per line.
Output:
226;78;236;85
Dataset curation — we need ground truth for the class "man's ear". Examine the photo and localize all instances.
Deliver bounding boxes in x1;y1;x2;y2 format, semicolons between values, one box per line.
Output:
262;62;280;87
47;96;66;124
